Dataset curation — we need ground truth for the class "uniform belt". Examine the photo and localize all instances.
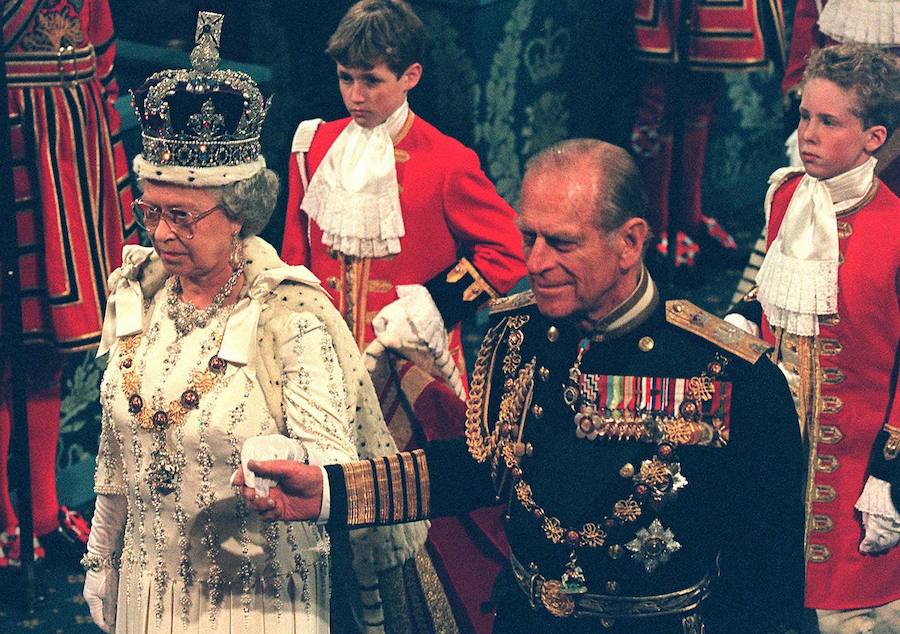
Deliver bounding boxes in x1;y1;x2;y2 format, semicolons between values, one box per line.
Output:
5;45;97;87
510;551;711;619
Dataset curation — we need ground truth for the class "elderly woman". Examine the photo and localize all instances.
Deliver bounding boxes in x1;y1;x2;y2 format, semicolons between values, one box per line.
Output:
80;12;425;633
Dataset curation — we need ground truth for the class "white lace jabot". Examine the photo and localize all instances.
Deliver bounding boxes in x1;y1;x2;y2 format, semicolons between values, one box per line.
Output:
818;0;900;47
302;101;410;259
756;156;876;336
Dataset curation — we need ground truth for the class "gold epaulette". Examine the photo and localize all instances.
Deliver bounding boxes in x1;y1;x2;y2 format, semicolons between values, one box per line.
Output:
489;290;536;315
666;300;771;364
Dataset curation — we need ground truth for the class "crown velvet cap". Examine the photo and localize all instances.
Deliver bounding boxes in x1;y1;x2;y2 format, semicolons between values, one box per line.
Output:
131;12;271;186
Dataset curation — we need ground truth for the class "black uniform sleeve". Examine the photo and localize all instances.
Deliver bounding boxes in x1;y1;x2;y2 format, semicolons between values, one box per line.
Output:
868;429;900;511
325;439;496;529
708;356;805;632
424;258;500;330
727;296;763;329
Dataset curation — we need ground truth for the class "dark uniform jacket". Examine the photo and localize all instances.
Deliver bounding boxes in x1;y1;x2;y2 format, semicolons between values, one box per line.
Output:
326;276;804;633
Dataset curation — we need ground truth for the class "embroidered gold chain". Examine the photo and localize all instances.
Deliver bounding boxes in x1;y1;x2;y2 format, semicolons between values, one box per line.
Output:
119;334;228;431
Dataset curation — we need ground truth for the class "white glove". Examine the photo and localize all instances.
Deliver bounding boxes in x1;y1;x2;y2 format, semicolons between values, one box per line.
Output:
371;285;448;359
785;129;801;167
83;494;126;633
855;476;900;554
84;567;119;633
723;313;760;338
237;434;308;498
860;513;900;554
366;285;464;398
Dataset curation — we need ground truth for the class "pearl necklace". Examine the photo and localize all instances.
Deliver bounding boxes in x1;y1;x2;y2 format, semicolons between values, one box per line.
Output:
166;262;244;337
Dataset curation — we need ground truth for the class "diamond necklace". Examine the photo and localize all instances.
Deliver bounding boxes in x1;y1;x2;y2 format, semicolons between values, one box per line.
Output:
166;262;244;337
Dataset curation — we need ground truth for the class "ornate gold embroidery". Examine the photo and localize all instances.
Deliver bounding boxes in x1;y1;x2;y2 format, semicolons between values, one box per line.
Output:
20;10;85;52
613;498;642;522
687;376;714;401
807;544;831;562
884;425;900;461
639;458;670;487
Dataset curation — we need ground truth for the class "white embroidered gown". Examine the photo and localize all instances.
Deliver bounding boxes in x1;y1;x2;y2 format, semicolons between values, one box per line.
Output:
95;277;357;634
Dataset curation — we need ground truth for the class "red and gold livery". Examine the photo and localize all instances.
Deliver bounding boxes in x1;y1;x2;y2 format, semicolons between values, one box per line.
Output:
763;173;900;610
635;0;786;71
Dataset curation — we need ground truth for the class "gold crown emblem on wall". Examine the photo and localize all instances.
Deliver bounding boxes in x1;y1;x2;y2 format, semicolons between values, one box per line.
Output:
524;19;572;85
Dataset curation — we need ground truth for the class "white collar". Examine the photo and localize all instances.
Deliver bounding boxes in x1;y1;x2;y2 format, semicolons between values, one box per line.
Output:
301;101;410;259
756;157;875;336
825;155;876;210
97;238;323;367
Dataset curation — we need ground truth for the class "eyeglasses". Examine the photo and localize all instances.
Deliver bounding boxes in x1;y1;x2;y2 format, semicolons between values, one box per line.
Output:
132;199;222;239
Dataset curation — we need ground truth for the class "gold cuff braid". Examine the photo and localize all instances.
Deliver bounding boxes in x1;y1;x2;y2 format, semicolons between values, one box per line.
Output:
344;450;430;527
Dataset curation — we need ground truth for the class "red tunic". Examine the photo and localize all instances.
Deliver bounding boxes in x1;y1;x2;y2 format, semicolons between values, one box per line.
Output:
282;113;525;348
763;174;900;610
3;0;137;351
282;112;523;633
634;0;786;71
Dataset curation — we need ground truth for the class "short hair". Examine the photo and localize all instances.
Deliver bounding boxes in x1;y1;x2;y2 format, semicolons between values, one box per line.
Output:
524;139;649;234
803;43;900;136
219;168;280;237
326;0;426;76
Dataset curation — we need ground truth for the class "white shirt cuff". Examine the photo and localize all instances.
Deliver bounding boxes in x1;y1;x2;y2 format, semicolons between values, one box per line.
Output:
317;466;331;524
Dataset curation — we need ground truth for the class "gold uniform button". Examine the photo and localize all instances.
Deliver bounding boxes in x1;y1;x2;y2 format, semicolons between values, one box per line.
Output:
532;404;544;419
619;463;635;479
326;276;338;289
608;544;623;560
547;326;560;342
539;366;550;381
638;336;654;352
605;581;620;595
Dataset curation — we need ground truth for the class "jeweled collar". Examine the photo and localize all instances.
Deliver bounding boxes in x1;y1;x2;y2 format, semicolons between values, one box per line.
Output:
585;265;658;341
97;237;323;365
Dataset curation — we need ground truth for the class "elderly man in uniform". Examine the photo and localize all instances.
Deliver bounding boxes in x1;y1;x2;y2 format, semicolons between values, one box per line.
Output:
235;139;804;633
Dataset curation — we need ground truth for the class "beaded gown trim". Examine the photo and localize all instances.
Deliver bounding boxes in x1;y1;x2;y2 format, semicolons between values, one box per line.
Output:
97;287;334;630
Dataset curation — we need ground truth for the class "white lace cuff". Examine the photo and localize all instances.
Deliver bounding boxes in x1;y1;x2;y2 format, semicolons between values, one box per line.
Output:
819;0;900;47
855;476;900;524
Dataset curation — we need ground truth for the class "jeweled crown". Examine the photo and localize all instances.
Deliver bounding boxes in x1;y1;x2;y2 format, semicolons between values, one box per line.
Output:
131;12;271;174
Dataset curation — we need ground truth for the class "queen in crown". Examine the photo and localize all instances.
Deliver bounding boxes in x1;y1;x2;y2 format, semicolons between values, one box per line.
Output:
80;11;426;633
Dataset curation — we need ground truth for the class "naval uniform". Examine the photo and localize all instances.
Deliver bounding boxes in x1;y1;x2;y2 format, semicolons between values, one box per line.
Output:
325;271;804;632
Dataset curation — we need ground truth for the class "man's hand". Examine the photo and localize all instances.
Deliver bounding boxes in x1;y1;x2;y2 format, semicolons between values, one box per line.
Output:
232;460;323;522
239;435;307;498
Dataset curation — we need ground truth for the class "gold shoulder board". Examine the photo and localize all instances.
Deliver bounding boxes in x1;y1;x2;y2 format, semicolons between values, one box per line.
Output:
666;300;771;364
489;290;536;315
